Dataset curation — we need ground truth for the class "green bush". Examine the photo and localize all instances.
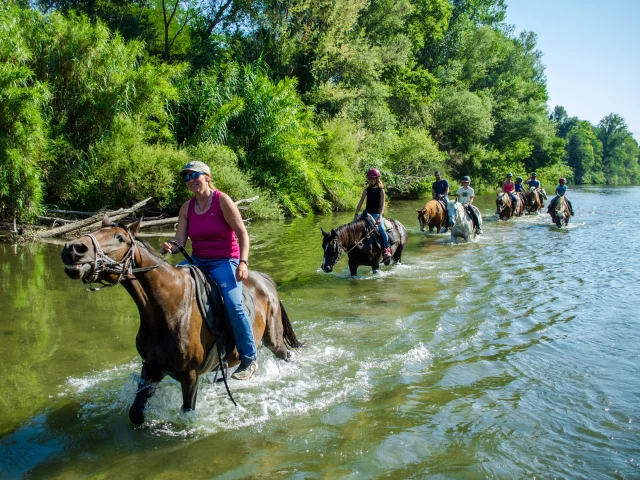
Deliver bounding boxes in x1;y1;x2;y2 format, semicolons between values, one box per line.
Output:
0;5;50;221
187;144;283;219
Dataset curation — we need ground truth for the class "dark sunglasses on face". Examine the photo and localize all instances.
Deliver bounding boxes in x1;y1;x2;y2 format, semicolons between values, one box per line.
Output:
182;171;205;182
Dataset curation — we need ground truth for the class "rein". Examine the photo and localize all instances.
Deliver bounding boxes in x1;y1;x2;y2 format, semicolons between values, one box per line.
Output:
333;223;379;262
82;224;163;291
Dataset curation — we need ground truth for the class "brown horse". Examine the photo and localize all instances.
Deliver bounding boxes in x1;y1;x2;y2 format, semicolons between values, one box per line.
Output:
525;188;543;214
496;192;524;220
416;199;448;233
60;215;303;426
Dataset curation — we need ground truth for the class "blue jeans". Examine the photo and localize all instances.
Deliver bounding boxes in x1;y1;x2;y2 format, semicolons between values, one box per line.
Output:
370;213;389;248
180;257;256;362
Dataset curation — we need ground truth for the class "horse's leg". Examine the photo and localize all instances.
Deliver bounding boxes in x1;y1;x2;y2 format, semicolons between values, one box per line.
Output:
178;369;199;412
371;258;380;274
129;363;164;427
348;257;359;277
393;245;404;264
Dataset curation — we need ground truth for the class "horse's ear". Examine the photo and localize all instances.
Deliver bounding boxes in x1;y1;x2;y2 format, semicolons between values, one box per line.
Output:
416;209;422;213
102;213;111;227
330;228;336;237
321;227;328;237
127;217;143;237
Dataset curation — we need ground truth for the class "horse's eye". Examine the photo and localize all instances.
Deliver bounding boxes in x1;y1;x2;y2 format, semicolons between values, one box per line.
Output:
116;234;126;243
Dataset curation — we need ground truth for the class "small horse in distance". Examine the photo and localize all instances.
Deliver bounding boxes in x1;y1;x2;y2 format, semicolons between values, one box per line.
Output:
496;192;523;220
321;217;408;277
417;199;448;233
525;188;543;214
550;196;570;227
60;215;303;426
447;201;481;243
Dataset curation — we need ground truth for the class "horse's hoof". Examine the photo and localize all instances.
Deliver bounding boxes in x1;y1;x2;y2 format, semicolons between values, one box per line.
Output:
372;269;379;274
129;407;145;427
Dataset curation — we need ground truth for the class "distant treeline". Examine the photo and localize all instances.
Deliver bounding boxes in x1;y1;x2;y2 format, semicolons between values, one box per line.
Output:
1;0;638;221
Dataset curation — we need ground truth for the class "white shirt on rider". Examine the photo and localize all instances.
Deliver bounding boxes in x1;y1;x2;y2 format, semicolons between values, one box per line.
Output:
456;186;474;205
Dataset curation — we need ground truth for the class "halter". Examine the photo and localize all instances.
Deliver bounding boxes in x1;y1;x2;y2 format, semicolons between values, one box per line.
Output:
324;223;378;266
497;193;510;213
82;224;162;291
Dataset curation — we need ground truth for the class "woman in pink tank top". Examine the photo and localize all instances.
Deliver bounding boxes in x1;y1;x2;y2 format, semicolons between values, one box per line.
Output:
497;172;520;214
160;161;258;380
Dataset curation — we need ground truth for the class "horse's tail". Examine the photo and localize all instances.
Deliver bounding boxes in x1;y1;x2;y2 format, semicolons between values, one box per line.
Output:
280;301;305;349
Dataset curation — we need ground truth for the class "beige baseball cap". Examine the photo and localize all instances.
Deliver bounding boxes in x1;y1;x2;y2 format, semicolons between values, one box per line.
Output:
179;161;210;176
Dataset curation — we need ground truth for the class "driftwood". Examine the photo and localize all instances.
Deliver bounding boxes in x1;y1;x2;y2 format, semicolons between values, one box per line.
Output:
35;195;258;239
35;198;152;238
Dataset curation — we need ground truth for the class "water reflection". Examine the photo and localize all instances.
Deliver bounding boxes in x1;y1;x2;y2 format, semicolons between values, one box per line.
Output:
1;188;640;478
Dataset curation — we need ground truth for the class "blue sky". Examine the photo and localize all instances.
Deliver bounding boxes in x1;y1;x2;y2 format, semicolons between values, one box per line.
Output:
505;0;640;140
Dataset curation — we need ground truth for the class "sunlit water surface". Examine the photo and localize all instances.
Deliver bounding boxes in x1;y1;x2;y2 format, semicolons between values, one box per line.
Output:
1;186;639;478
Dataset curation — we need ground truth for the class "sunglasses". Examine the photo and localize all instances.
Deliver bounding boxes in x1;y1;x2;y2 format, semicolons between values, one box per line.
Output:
182;171;206;182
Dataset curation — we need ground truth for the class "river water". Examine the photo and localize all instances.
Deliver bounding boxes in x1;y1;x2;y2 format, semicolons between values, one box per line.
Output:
0;186;638;479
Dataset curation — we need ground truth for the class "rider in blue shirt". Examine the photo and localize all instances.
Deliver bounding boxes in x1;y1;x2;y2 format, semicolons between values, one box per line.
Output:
525;172;547;207
432;171;449;200
514;177;524;192
547;178;574;215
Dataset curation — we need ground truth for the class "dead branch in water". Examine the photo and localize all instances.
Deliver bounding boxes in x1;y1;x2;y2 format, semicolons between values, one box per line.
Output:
31;195;258;239
35;198;152;238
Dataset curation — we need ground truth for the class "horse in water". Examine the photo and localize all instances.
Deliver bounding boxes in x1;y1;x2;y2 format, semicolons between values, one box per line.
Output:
447;201;481;243
60;215;303;426
416;199;448;233
496;192;523;220
524;188;543;214
321;217;408;277
550;196;570;227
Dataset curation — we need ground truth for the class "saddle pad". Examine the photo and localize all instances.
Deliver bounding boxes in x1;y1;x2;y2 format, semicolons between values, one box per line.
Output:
178;264;256;374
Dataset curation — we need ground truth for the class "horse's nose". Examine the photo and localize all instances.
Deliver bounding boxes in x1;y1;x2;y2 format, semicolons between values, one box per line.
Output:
61;241;89;263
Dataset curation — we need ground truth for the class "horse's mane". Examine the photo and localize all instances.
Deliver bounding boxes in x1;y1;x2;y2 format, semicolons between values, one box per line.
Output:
335;220;368;246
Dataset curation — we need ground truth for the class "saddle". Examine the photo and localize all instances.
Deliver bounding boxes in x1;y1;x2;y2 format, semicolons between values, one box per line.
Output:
435;197;448;213
361;214;398;249
179;264;256;374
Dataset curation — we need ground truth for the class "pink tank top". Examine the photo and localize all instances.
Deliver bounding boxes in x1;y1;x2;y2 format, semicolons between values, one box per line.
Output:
187;190;240;259
503;182;515;193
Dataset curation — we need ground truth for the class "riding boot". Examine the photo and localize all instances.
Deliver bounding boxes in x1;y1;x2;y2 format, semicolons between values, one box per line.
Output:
383;247;392;260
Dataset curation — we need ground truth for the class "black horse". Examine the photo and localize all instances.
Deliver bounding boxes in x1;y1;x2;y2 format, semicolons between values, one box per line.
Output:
321;218;408;277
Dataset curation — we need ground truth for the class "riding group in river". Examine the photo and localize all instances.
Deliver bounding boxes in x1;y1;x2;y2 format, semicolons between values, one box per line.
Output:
59;161;575;426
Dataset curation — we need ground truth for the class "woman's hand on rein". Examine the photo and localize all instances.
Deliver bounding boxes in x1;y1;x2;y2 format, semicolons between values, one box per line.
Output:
160;242;175;255
236;262;248;282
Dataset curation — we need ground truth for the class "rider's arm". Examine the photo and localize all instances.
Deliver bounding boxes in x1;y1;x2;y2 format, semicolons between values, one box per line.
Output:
354;188;367;218
219;192;250;281
469;193;475;204
161;201;189;254
378;189;385;220
444;182;449;196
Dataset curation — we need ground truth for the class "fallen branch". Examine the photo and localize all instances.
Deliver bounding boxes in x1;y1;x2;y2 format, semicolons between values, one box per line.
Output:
35;198;152;238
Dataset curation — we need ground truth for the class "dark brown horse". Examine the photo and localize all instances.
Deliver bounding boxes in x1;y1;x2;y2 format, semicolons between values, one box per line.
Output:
60;215;303;426
525;188;543;214
321;218;408;277
416;199;448;233
496;192;524;220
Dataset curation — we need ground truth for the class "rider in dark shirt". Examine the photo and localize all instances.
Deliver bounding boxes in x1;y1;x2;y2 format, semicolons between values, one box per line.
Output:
354;168;392;260
432;171;449;200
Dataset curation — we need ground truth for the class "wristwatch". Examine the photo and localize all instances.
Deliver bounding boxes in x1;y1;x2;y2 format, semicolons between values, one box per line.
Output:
239;259;249;266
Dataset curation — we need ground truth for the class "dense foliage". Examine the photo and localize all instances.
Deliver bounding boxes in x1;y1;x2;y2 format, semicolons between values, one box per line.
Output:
1;0;638;221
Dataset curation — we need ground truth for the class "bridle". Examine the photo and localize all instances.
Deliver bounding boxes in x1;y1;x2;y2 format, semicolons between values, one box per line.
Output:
82;224;163;291
323;223;378;267
497;193;510;213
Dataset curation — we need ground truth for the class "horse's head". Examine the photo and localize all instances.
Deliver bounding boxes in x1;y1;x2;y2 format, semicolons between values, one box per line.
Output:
417;208;429;232
446;200;457;227
61;214;143;287
321;227;342;273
